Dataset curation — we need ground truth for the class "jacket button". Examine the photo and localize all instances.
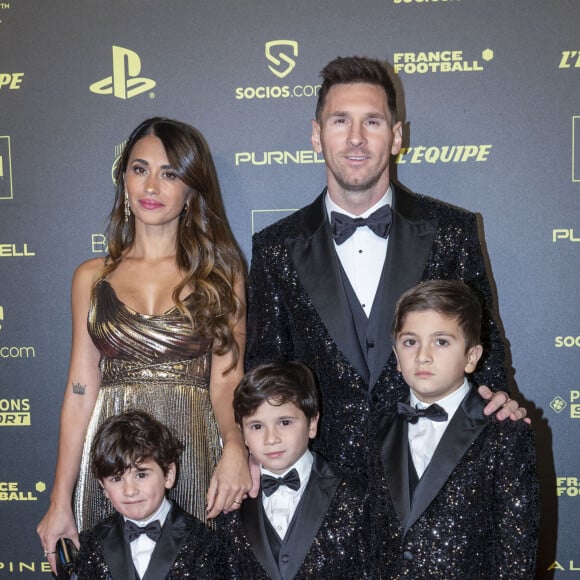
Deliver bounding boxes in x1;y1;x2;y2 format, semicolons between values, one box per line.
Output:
403;550;413;561
281;554;290;564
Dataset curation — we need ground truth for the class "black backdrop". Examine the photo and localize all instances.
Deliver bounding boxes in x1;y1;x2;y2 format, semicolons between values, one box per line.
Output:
1;1;579;577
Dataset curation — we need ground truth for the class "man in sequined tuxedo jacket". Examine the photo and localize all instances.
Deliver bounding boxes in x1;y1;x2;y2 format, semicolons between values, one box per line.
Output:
246;56;512;474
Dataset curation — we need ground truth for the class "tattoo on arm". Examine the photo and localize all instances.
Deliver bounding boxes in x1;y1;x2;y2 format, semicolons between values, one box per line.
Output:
72;382;86;395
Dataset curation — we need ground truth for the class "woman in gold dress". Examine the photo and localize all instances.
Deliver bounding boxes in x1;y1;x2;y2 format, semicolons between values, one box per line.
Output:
37;117;251;572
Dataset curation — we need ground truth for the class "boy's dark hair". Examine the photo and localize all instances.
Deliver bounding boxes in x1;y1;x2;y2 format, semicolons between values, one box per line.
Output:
233;362;319;424
392;280;482;351
90;409;184;480
315;56;398;125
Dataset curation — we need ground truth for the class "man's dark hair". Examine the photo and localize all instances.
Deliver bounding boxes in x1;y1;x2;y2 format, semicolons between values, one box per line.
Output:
233;362;319;424
91;409;184;480
315;56;398;124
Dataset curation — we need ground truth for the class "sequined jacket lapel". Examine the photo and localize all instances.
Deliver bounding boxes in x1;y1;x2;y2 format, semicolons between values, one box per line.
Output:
229;453;373;579
76;503;213;580
373;386;539;578
378;387;489;538
95;513;136;580
404;387;489;535
285;191;369;382
286;186;436;390
239;454;340;580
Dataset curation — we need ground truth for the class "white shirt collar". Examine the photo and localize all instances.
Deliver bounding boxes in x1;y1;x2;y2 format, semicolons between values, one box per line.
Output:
410;378;470;420
261;449;314;492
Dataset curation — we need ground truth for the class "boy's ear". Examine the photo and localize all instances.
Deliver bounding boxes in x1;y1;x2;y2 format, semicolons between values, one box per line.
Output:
465;344;483;373
98;480;110;499
237;423;249;448
308;413;320;439
393;345;401;372
239;422;249;447
164;463;177;490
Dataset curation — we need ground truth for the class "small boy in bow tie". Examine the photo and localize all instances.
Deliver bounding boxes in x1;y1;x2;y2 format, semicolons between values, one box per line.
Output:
224;361;377;579
373;280;539;579
74;409;227;579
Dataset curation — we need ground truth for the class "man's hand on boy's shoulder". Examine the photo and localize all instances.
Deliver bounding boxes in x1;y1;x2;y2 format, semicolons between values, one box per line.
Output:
478;385;531;424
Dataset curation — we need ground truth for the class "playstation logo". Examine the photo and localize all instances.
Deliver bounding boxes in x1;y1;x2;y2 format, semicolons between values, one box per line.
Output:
265;40;298;79
90;46;156;100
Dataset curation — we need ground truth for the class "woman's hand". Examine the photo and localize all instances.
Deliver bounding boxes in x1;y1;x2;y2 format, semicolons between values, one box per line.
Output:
206;440;252;518
36;503;79;575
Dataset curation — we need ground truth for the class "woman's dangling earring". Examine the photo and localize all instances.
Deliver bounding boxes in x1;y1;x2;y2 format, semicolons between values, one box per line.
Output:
124;189;130;222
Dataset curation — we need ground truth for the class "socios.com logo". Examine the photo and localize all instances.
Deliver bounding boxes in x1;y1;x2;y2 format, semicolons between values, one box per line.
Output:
90;46;156;100
555;336;580;348
235;41;319;101
0;135;14;201
265;40;298;78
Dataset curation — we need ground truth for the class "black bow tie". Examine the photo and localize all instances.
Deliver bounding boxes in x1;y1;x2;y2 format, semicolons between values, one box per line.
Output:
330;205;392;245
261;468;301;497
123;519;162;543
397;402;448;424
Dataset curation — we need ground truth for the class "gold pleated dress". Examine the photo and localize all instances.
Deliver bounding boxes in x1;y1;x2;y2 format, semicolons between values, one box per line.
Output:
73;279;221;530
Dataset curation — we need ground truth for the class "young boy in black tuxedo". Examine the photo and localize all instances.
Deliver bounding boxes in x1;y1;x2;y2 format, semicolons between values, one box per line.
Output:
74;409;226;579
374;280;539;579
225;361;380;579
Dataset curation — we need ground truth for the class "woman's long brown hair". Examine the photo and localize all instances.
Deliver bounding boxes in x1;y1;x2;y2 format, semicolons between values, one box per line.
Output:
102;117;246;372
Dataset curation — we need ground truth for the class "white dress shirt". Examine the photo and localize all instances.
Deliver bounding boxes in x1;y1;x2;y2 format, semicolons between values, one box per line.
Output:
408;380;470;478
125;496;171;578
325;189;392;317
261;450;314;539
